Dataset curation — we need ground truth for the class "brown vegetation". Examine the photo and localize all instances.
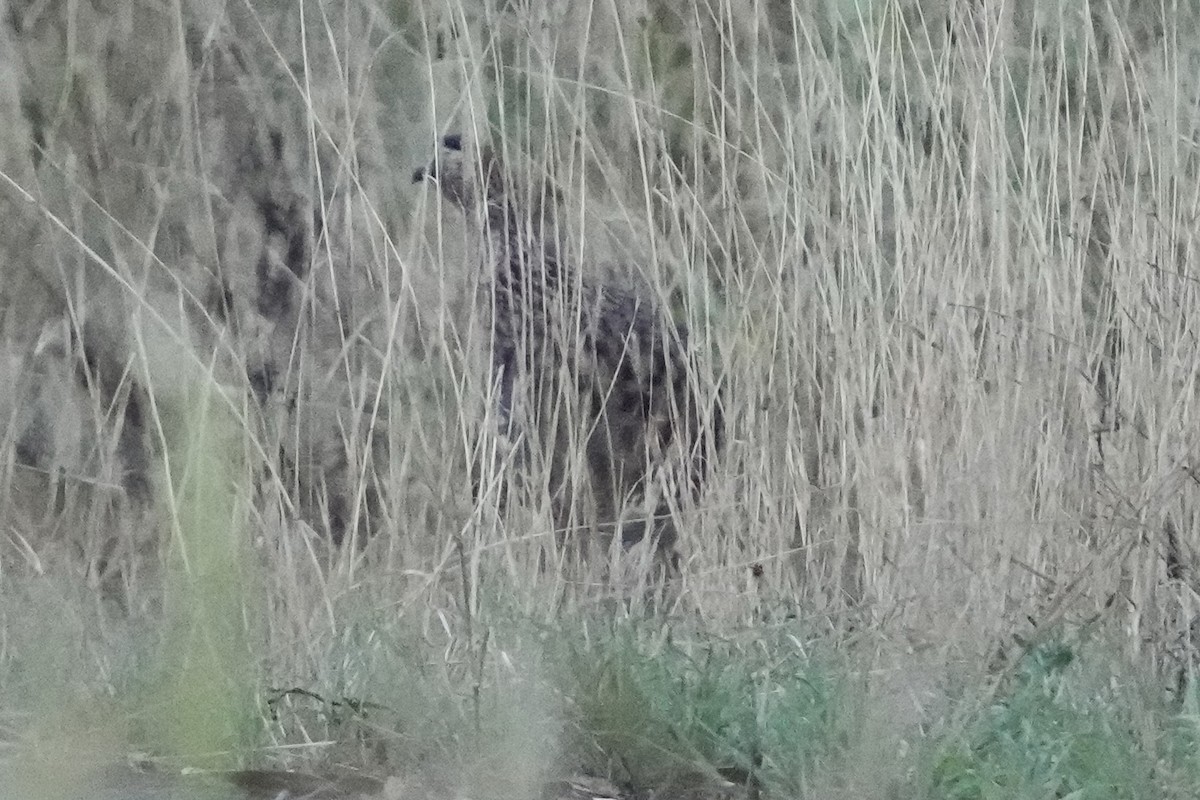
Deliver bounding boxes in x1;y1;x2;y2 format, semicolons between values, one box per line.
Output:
2;0;1200;795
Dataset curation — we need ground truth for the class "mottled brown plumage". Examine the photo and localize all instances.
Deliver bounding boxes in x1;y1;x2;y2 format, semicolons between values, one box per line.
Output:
415;134;721;566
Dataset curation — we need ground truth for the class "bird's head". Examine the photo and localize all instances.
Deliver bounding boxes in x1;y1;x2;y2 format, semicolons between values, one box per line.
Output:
413;133;506;215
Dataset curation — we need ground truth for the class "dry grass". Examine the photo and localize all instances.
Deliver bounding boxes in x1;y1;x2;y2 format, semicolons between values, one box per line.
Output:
1;0;1200;797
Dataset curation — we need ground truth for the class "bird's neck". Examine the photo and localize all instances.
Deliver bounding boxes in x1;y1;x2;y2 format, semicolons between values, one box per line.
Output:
483;206;572;311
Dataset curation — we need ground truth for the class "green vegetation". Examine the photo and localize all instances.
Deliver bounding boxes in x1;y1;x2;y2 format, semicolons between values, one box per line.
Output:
2;0;1200;797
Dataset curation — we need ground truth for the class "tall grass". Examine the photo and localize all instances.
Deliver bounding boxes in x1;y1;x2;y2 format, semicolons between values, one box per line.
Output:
1;0;1199;796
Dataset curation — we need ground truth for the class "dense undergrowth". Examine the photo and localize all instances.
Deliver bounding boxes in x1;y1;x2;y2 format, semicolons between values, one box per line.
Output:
2;0;1200;797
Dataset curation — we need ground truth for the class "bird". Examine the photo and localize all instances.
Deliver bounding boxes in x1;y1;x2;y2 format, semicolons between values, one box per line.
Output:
414;134;722;570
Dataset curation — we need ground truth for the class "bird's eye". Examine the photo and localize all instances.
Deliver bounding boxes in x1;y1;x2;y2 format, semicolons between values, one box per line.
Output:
443;134;463;151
